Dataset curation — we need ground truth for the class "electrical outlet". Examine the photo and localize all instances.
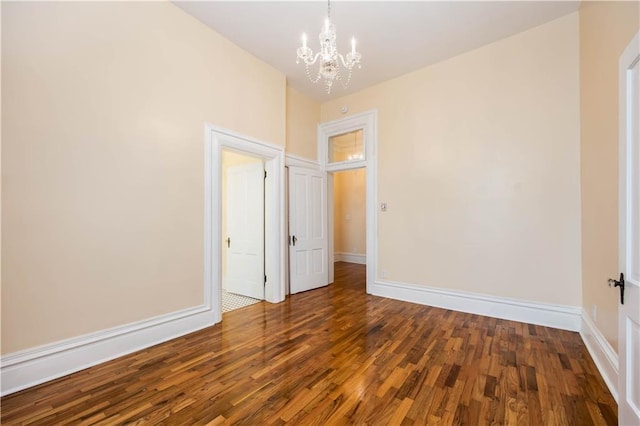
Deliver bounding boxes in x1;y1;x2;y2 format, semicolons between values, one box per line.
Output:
381;202;387;212
592;304;598;322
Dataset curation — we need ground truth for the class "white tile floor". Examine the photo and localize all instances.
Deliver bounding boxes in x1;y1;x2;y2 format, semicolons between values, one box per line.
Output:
222;289;261;313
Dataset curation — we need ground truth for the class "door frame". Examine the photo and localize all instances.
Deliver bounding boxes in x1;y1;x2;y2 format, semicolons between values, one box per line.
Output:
205;124;285;323
318;110;377;293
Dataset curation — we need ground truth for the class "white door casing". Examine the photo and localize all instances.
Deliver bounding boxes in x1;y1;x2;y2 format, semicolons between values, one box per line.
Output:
289;166;328;294
206;125;285;324
225;161;265;300
618;31;640;426
318;110;378;294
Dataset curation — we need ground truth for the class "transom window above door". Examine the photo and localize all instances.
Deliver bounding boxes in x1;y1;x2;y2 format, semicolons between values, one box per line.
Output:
328;129;364;164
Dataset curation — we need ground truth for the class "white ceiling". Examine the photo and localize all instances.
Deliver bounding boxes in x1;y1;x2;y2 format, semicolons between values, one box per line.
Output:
174;1;580;102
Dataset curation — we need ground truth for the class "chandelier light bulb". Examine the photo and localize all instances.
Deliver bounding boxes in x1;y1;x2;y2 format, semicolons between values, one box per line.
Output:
295;0;362;94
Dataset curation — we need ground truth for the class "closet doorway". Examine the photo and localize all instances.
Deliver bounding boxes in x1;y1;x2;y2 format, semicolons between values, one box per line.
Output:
221;149;264;313
206;125;285;325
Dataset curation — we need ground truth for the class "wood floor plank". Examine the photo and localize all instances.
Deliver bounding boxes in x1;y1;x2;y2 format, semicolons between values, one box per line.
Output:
1;262;617;425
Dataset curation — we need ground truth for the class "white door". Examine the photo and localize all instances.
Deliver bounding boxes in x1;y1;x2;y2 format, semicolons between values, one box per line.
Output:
289;166;328;294
225;161;265;300
618;31;640;426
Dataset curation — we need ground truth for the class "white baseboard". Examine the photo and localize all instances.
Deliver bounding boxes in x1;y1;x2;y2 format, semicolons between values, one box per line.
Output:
334;252;366;265
1;305;217;396
579;309;619;402
372;279;582;331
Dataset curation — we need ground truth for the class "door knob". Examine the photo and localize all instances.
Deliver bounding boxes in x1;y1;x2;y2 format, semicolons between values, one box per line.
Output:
292;235;297;246
608;273;625;304
226;237;231;248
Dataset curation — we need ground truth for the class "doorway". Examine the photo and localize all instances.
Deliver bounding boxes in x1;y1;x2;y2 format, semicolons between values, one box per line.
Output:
318;111;377;292
221;150;264;312
206;125;286;325
332;168;367;265
331;167;367;292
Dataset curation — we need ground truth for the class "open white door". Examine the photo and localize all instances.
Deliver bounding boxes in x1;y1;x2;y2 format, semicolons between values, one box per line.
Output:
225;161;265;300
617;31;640;426
289;166;328;294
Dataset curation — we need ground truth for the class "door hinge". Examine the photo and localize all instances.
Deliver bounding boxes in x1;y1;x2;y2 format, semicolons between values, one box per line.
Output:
264;170;267;179
264;275;267;285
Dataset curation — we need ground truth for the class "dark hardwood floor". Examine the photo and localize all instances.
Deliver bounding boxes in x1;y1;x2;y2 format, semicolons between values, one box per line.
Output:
1;262;616;425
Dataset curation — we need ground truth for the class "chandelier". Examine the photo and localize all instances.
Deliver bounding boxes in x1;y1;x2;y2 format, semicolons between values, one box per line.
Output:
296;0;362;94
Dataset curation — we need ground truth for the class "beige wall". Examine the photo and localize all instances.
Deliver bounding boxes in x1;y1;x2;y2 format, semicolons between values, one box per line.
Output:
285;85;320;160
322;13;582;306
579;1;639;351
1;2;285;353
334;169;366;255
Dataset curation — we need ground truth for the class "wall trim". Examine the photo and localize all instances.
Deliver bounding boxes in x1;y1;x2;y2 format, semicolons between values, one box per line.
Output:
372;279;582;331
1;305;215;396
285;153;321;168
334;252;366;265
579;309;619;402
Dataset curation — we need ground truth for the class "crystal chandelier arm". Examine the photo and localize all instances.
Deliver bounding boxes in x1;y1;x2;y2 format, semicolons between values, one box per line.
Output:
338;53;350;69
296;46;322;66
304;52;321;66
338;52;361;69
